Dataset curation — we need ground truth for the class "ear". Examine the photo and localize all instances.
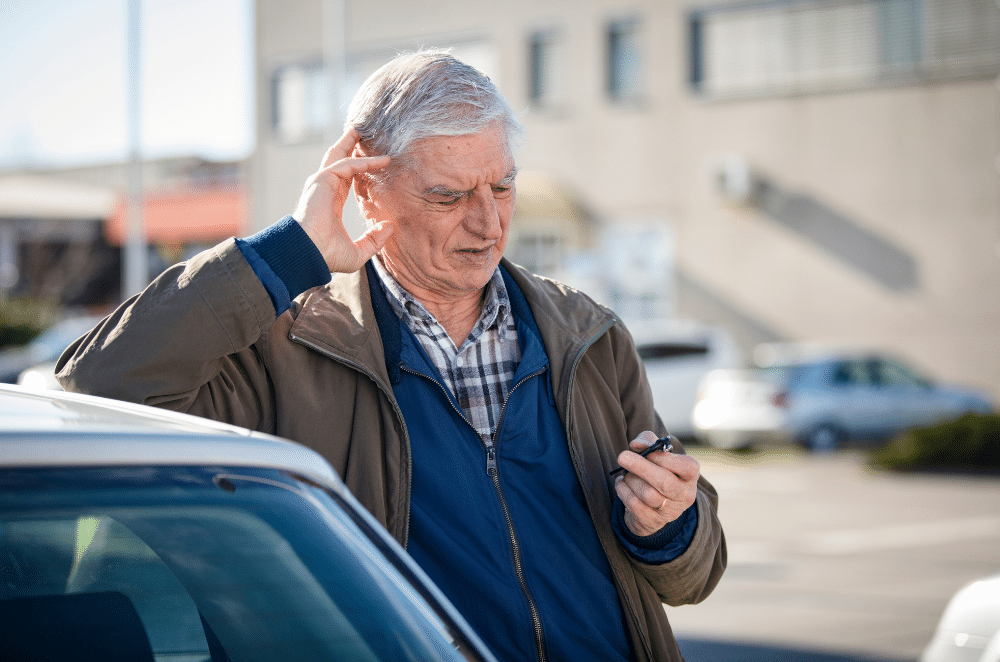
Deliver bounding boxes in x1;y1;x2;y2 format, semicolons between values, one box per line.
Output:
353;173;382;221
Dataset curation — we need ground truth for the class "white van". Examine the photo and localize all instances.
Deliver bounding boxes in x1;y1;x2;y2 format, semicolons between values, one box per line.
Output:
626;319;744;439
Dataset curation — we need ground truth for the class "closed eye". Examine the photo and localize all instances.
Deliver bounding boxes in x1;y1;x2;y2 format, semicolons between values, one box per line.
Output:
492;169;517;198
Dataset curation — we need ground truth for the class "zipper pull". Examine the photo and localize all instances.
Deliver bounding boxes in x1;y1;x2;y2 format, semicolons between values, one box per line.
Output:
486;445;497;476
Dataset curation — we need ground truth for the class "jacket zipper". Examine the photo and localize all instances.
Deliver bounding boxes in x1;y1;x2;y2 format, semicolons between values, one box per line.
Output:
288;333;413;547
561;317;655;662
402;363;549;662
490;368;548;662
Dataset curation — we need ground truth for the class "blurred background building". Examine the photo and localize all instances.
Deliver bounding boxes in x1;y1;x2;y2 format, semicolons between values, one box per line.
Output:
0;157;246;308
0;0;996;404
251;0;1000;402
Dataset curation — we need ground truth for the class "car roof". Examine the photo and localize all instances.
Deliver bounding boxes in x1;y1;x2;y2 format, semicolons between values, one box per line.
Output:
752;341;896;368
0;384;340;487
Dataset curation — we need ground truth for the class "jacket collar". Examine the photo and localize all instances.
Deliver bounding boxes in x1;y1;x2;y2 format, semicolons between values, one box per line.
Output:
287;265;392;389
498;258;618;392
287;258;618;394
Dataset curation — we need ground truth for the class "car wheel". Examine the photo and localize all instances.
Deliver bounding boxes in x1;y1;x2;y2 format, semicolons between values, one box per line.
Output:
803;424;842;453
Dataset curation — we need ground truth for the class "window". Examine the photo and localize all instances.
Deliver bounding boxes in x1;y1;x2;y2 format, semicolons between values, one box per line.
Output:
272;62;329;143
607;17;644;102
688;0;1000;98
872;357;931;388
832;359;872;386
528;29;567;108
510;232;563;276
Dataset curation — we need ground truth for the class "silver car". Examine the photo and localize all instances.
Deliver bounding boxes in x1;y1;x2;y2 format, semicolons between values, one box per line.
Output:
692;350;994;451
0;384;496;662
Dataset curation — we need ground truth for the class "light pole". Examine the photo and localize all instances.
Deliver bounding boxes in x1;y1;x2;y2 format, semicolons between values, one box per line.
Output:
124;0;148;300
323;0;347;144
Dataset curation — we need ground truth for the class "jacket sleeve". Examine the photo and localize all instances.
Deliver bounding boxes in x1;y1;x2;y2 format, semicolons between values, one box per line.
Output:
611;321;727;607
55;239;281;431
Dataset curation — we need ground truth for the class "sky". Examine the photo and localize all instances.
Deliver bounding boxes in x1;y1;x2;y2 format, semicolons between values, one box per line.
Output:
0;0;253;169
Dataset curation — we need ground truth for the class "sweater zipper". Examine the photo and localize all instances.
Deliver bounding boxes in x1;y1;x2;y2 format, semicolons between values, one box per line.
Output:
402;364;550;662
561;317;655;662
288;333;413;547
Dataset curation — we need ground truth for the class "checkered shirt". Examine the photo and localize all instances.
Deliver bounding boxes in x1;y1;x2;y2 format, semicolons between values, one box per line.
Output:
372;258;521;443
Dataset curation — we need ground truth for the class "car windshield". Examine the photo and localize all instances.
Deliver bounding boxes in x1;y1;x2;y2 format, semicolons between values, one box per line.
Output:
0;466;486;662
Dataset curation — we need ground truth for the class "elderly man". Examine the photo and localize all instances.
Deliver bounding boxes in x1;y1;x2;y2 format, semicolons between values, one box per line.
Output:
57;51;725;661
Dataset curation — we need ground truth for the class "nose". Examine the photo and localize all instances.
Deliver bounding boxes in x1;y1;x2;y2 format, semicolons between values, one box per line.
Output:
465;185;503;241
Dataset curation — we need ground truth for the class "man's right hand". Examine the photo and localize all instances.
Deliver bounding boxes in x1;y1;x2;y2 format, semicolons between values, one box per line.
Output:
293;127;394;273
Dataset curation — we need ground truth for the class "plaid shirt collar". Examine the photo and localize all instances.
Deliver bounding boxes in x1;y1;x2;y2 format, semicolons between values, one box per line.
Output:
371;257;515;351
371;256;521;442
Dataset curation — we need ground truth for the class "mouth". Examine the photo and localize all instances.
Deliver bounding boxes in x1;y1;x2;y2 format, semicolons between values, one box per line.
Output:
456;245;495;257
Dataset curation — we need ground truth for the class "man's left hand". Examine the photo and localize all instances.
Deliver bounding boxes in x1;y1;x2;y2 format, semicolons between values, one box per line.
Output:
614;431;700;537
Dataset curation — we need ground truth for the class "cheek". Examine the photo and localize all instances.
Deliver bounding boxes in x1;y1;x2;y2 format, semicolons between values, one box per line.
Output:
497;199;515;238
395;215;448;259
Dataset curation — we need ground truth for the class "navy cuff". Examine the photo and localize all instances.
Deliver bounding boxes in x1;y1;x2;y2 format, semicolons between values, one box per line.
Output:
611;498;698;564
236;216;330;314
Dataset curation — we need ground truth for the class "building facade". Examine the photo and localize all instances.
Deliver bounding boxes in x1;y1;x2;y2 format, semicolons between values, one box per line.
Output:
0;157;246;307
252;0;1000;400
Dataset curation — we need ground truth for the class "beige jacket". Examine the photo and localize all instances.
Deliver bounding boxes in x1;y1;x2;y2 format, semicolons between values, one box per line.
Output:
57;239;726;661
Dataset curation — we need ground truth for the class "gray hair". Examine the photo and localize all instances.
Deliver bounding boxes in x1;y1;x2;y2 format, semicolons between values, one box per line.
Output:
345;49;523;174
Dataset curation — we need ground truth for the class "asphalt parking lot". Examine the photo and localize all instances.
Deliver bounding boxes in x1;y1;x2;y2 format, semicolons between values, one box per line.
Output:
667;447;1000;662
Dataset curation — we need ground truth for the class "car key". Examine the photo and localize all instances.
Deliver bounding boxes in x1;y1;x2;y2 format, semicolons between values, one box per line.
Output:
609;435;674;476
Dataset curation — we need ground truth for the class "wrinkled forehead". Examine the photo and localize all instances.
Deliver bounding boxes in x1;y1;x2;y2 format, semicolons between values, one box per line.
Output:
394;126;516;186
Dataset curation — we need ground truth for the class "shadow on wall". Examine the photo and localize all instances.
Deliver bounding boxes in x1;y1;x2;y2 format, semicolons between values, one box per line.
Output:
678;161;924;361
752;180;920;293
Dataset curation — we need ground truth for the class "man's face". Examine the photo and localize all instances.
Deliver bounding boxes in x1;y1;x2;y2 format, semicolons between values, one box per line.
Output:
361;124;516;302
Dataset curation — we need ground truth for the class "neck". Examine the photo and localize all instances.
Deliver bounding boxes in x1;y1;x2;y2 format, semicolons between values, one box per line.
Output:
375;256;489;346
420;289;485;346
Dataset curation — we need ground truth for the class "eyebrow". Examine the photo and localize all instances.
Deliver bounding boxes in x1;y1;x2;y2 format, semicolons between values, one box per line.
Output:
423;167;519;198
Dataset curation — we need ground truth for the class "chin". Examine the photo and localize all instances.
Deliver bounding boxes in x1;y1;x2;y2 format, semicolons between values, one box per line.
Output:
454;265;497;292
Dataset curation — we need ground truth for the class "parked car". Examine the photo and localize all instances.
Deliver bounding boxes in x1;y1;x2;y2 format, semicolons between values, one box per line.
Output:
0;384;496;662
16;361;61;390
628;319;744;439
921;572;1000;662
691;347;994;451
0;314;103;383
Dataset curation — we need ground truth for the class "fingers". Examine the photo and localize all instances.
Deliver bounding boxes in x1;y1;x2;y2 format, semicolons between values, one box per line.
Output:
628;430;661;452
293;128;392;274
618;438;699;485
615;472;668;511
321;128;363;168
317;153;391;189
615;475;676;537
614;431;700;536
316;128;390;190
351;221;395;267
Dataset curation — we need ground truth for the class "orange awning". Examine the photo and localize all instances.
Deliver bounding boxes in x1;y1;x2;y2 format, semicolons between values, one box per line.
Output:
106;188;247;246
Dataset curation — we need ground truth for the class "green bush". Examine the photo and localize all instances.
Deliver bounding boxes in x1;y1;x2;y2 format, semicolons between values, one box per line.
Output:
0;297;58;350
870;413;1000;472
